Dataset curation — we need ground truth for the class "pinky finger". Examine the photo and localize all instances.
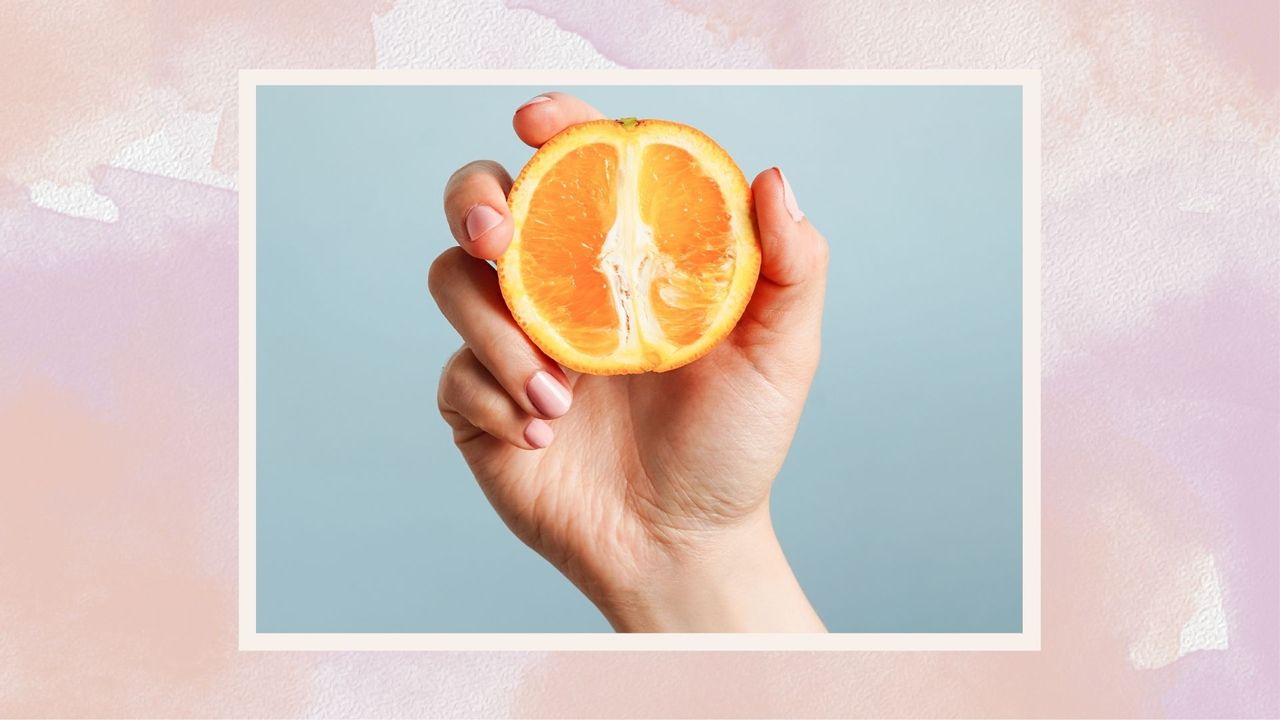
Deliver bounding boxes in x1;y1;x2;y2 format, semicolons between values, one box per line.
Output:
438;347;555;450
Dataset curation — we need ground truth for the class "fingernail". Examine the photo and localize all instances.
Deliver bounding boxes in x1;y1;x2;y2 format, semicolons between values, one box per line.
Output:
777;167;804;223
464;204;503;242
526;370;572;418
518;94;553;110
524;418;554;449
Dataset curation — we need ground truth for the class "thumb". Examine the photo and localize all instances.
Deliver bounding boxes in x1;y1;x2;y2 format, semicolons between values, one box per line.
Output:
740;167;829;344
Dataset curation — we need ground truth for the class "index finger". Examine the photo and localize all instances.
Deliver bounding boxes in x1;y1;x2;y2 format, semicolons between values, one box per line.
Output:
442;160;514;261
513;91;607;148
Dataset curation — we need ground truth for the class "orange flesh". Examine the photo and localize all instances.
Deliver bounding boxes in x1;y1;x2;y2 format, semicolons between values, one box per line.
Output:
518;143;620;355
514;128;747;361
639;143;735;347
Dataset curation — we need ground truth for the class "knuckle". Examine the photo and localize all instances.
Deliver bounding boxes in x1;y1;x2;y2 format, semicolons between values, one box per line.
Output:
470;159;510;180
436;349;463;403
427;247;467;300
470;332;512;379
444;160;510;202
437;348;476;413
471;333;537;393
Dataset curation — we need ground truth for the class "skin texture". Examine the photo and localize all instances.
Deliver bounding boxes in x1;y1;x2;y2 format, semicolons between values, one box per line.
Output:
430;92;829;632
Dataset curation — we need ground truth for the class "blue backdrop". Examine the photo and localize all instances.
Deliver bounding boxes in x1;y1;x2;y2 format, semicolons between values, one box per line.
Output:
255;84;1023;633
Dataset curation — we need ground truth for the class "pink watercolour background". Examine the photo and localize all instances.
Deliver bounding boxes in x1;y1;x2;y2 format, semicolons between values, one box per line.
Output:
0;0;1276;717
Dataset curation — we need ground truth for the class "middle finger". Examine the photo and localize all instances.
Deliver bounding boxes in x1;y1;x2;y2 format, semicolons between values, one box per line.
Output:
428;247;573;420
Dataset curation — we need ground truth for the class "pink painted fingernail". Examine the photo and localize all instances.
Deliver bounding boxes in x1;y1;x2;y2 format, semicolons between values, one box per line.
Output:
524;418;554;449
777;167;804;223
518;94;553;110
464;204;503;242
526;370;571;418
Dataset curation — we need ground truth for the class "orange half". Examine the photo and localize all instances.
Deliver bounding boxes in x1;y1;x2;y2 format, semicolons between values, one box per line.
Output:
498;118;760;374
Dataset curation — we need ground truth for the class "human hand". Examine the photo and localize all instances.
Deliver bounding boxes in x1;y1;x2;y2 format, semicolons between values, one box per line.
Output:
429;92;829;632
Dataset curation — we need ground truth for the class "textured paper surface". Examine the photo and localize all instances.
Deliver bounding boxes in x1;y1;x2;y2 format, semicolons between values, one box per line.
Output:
0;0;1276;716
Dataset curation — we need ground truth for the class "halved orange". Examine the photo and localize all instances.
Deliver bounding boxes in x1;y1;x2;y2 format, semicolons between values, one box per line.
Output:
498;118;761;374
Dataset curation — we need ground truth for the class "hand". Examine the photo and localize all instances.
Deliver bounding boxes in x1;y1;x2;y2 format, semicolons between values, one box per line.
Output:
429;92;829;632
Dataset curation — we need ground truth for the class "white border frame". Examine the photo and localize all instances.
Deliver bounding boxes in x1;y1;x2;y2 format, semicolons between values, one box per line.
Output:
239;69;1041;652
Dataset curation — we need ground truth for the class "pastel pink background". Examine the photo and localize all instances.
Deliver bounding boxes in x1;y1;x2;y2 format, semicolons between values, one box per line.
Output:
1;1;1276;717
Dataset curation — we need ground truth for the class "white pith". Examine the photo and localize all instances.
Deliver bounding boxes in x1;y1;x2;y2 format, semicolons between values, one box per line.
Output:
596;137;679;364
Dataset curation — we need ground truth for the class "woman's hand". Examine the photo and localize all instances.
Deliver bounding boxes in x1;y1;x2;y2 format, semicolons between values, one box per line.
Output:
429;92;829;632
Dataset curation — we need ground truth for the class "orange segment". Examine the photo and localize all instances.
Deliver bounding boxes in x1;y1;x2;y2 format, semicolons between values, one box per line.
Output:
518;143;620;356
499;118;760;375
639;143;735;347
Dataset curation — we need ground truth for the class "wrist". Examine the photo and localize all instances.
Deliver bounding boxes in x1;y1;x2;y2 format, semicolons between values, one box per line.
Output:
596;511;826;633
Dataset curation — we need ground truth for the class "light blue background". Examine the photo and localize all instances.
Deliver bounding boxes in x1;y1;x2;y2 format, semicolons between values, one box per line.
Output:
256;85;1023;633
